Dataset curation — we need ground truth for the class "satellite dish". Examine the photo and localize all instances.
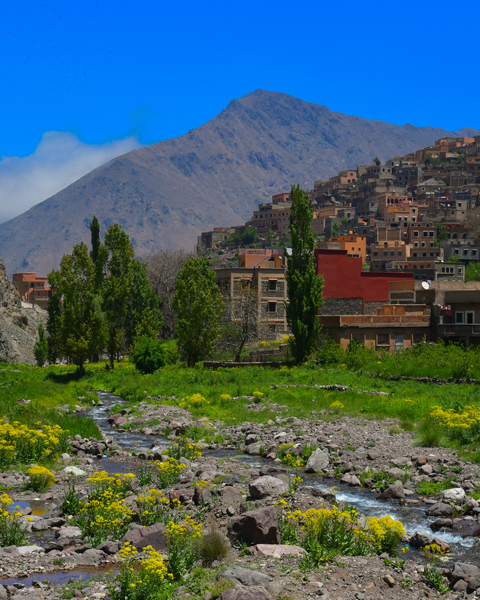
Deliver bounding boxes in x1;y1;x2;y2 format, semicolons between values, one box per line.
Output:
422;281;430;290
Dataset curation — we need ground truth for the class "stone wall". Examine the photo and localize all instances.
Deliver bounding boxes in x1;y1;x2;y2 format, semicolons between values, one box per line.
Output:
364;301;385;315
322;298;362;315
260;279;285;298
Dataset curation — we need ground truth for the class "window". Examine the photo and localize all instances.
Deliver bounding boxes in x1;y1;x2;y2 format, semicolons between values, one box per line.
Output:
421;242;426;247
268;279;277;291
413;332;426;344
466;311;474;325
414;242;419;247
267;260;275;268
429;232;434;237
268;302;277;313
455;312;464;324
414;231;419;237
423;231;428;237
377;333;390;346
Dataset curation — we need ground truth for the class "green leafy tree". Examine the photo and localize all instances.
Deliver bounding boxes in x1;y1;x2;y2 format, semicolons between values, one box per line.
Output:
332;221;340;239
46;292;62;364
33;323;49;367
265;229;276;242
125;260;163;348
172;257;225;366
424;154;432;167
103;224;135;369
373;157;381;166
434;223;448;247
341;217;349;226
447;254;459;263
48;242;106;374
286;185;324;363
466;262;480;282
90;215;101;264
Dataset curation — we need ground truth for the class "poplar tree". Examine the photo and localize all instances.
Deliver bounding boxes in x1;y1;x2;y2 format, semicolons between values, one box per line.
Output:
126;260;163;348
103;224;135;369
286;184;324;363
172;257;224;366
48;242;106;374
46;291;62;364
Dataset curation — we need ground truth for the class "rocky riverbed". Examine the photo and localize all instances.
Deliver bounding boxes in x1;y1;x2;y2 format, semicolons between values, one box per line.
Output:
3;390;480;600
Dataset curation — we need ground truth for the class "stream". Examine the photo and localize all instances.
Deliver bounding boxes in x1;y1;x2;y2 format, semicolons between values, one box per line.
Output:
4;389;479;587
90;391;480;563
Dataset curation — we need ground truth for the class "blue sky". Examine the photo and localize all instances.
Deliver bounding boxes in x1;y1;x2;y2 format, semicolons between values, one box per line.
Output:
1;0;479;221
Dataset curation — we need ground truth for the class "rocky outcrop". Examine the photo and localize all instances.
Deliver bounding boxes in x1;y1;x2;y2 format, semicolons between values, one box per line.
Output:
0;257;47;365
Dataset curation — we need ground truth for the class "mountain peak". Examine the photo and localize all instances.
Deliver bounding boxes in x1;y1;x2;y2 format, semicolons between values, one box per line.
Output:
0;93;466;275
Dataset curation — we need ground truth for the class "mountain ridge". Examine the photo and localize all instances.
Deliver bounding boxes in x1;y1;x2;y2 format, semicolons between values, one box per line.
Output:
1;89;478;275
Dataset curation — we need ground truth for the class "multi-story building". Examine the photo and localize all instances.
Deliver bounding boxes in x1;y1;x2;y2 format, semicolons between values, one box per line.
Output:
12;272;52;309
215;258;288;335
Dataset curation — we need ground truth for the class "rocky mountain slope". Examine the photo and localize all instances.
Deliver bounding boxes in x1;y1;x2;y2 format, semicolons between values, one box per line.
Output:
0;258;46;364
0;89;478;275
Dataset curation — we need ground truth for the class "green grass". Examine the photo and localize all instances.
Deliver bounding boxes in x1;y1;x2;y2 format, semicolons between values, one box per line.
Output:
416;479;454;496
4;351;480;459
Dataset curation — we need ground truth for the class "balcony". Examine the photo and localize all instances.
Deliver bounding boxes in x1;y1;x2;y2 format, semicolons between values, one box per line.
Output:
438;324;480;337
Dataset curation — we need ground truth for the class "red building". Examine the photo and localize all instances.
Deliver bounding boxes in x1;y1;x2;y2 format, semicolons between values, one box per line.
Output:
315;249;413;315
12;272;52;310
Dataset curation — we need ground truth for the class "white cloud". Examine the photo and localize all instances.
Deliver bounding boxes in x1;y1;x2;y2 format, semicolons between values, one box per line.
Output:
0;131;142;223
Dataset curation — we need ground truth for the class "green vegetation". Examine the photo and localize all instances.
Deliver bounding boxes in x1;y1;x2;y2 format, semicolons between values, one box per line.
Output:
466;261;480;282
33;323;48;367
172;257;225;366
286;185;324;363
416;479;454;496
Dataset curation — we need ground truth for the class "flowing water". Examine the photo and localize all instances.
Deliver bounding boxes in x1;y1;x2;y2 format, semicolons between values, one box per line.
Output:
6;388;479;587
89;391;480;562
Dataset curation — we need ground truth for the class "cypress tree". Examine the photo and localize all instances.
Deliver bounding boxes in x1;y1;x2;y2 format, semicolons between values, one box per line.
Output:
286;184;324;363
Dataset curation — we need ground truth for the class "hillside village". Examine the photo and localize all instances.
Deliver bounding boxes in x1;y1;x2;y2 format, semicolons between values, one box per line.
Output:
195;135;480;350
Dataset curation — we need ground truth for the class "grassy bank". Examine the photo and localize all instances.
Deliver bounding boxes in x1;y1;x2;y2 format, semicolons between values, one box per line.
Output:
4;352;480;461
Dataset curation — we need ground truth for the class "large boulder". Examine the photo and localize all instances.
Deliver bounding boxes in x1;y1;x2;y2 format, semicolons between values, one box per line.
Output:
409;530;434;548
217;566;280;595
248;544;305;558
249;476;287;499
120;523;167;552
228;505;280;545
220;586;271;600
425;502;453;517
304;449;329;473
377;482;405;500
245;442;263;456
64;466;86;477
441;488;466;503
451;562;479;584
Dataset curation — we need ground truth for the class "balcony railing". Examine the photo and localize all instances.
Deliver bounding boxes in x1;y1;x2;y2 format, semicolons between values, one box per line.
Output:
438;324;480;336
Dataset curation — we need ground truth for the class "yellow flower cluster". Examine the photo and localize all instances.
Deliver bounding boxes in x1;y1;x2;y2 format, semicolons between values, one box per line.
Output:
430;405;480;431
79;486;135;545
155;458;187;488
166;516;202;544
330;401;345;410
137;489;178;526
220;394;231;401
179;393;209;410
0;418;69;468
252;391;264;398
0;493;22;520
109;542;171;600
166;438;202;460
281;504;405;557
424;543;448;554
27;465;56;492
0;493;26;547
283;454;303;469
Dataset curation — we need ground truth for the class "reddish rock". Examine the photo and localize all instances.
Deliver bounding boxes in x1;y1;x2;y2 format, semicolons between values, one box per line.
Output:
228;505;280;545
417;456;429;466
248;544;306;558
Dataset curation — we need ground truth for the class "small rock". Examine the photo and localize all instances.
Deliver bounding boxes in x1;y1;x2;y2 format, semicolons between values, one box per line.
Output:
383;575;395;587
409;530;434;548
64;466;86;477
441;488;466;503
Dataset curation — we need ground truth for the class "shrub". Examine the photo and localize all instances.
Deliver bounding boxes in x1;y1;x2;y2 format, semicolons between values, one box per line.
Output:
137;489;184;526
34;323;49;367
166;516;202;579
277;504;405;564
27;465;56;492
195;525;231;566
415;418;445;448
61;477;83;516
77;487;135;546
0;418;69;468
166;438;202;460
132;338;169;374
155;458;187;489
0;493;26;547
107;542;174;600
